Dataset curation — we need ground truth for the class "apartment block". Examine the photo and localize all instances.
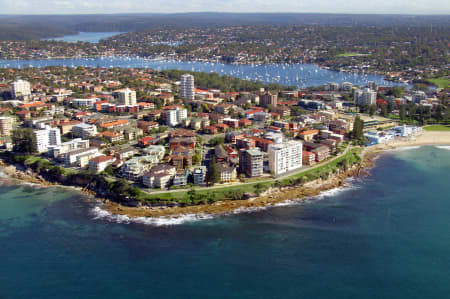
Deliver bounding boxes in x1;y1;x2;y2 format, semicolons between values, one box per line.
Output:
239;148;263;178
268;140;303;177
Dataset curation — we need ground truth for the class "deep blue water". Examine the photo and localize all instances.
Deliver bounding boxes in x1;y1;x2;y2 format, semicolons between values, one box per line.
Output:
1;146;449;299
42;32;125;43
0;57;409;89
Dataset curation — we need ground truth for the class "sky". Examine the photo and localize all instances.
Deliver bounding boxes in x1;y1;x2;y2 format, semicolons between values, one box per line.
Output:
0;0;449;15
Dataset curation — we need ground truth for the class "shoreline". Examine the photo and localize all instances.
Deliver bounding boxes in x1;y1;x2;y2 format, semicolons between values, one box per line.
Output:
2;130;450;224
101;130;450;220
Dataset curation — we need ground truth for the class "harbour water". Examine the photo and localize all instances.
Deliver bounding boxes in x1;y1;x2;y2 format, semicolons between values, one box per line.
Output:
0;57;409;89
1;146;449;298
42;32;125;43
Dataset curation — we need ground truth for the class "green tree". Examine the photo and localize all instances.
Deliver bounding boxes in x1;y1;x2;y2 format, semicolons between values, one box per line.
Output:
12;128;37;153
399;104;406;121
352;115;364;141
368;104;377;116
380;104;388;117
192;153;201;165
206;156;220;185
209;137;225;146
187;188;196;201
408;103;417;121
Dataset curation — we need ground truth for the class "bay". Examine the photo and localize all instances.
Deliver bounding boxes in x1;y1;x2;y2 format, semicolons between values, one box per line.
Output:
0;146;449;298
0;57;410;89
42;32;125;43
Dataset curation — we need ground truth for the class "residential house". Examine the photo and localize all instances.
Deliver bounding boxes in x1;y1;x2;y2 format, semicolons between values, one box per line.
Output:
88;155;116;172
142;164;177;188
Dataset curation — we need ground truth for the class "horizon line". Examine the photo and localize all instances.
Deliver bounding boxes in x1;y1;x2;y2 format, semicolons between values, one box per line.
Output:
1;12;449;16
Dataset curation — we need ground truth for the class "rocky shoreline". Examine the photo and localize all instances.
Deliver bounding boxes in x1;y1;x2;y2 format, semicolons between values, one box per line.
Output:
103;156;374;219
0;149;370;220
2;129;449;222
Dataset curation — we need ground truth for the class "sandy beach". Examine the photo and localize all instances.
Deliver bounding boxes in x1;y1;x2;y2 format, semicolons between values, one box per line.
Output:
362;130;450;158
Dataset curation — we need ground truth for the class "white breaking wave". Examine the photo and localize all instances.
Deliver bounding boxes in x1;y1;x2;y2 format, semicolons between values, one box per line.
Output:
91;206;214;226
392;146;422;151
92;179;359;225
434;145;450;150
311;184;356;200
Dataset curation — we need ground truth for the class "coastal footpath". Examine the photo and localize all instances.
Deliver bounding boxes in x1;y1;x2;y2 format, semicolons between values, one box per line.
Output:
1;130;450;220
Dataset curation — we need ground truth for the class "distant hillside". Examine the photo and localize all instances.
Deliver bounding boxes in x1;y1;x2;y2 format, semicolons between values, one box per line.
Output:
0;13;449;40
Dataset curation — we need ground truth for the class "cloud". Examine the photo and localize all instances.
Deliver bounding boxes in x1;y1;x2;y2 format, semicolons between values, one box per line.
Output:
0;0;448;14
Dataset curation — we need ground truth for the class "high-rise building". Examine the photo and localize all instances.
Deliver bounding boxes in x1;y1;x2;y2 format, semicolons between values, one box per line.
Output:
367;81;378;91
239;148;264;177
11;79;31;101
325;82;339;91
180;74;195;100
341;82;353;92
72;123;98;139
165;107;188;127
354;88;377;106
412;91;427;103
259;91;277;107
268;140;303;177
34;125;61;153
118;88;136;106
0;116;13;136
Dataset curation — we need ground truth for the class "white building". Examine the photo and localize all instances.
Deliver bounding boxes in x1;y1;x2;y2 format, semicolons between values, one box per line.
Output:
180;74;195;100
88;155;116;172
48;138;90;159
268;140;303;177
412;91;427;103
72;98;98;107
11;79;31;100
72;123;98;139
0;116;13;136
141;145;165;164
118;88;137;106
65;147;99;167
166;107;187;127
34;125;61;153
341;82;353;92
354;88;377;106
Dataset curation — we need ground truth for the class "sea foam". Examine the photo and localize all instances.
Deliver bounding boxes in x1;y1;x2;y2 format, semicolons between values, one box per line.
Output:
393;146;422;151
92;179;359;225
434;145;450;150
91;206;214;226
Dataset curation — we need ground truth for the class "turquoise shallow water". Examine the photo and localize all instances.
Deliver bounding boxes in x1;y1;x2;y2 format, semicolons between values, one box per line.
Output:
0;146;449;299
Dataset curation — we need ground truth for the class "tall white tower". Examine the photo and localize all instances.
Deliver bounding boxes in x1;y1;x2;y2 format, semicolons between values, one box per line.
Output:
11;79;31;101
118;88;136;106
180;74;195;100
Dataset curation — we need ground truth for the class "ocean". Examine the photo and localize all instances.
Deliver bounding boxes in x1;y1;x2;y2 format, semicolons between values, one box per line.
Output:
0;146;449;299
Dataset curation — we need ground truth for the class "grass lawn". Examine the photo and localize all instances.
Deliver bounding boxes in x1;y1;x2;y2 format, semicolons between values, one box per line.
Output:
426;77;450;89
337;53;368;57
424;125;450;132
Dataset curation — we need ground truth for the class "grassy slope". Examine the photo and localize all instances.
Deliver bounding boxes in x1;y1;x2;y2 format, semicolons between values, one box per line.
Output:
426;77;450;89
424;125;450;132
